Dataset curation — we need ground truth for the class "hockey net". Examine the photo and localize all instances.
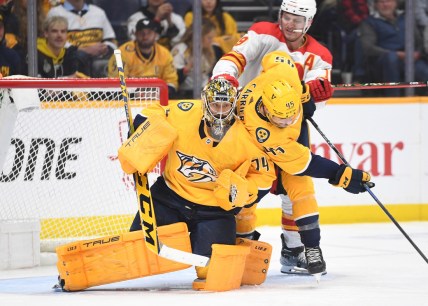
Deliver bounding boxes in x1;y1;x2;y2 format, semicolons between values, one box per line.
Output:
0;77;168;252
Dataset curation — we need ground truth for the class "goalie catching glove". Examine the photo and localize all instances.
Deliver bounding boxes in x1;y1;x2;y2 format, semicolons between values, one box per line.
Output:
329;164;374;194
214;160;256;211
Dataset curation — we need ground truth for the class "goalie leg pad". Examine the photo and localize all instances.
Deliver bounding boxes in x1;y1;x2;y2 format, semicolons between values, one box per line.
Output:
192;244;250;292
236;238;272;285
118;113;178;174
56;222;191;291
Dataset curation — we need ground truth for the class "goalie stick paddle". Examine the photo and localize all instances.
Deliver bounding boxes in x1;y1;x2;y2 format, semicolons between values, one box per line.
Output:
114;50;209;267
307;117;428;264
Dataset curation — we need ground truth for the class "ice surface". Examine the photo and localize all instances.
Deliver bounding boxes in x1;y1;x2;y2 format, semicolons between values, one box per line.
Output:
0;222;427;306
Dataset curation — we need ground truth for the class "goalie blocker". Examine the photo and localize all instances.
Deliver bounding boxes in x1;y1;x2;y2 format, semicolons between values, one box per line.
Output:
56;223;272;292
118;113;177;175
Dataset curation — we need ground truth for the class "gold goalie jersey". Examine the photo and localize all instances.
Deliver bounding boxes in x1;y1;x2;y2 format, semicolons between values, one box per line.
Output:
237;51;312;175
142;100;276;207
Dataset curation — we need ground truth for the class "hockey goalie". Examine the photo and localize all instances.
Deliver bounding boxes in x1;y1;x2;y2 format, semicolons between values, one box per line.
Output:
55;78;274;292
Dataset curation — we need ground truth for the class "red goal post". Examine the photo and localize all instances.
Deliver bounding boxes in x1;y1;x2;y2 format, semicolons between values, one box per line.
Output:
0;77;168;252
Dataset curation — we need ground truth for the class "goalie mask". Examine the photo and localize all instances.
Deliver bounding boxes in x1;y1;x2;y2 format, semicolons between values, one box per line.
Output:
279;0;317;34
201;78;238;141
261;80;301;128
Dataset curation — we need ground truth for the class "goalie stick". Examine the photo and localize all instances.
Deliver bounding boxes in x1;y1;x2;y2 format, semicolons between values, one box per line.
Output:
307;117;428;265
114;50;209;267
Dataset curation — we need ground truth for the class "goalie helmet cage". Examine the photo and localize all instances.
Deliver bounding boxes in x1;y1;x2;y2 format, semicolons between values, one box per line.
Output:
0;77;168;252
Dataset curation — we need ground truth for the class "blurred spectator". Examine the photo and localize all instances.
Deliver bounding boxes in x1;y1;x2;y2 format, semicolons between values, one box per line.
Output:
87;0;144;46
127;0;186;49
0;0;16;49
415;0;428;53
0;0;46;73
168;0;193;17
47;0;118;77
367;0;375;12
42;0;61;14
0;10;22;76
415;0;428;28
338;0;369;33
171;18;223;98
337;0;369;81
309;0;338;43
37;15;80;78
359;0;428;96
0;0;55;47
108;18;178;98
184;0;240;53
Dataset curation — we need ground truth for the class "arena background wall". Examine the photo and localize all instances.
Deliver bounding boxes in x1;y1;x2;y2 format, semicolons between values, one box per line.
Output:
1;97;427;228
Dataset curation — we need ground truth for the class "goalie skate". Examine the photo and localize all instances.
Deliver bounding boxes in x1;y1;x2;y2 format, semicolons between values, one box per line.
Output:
52;276;64;292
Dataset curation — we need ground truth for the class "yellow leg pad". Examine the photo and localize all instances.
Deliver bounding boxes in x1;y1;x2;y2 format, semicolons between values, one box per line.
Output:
236;238;272;285
193;244;250;292
56;222;191;291
236;204;257;236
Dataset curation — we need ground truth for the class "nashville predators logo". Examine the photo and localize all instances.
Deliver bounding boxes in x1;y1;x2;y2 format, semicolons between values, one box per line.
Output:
230;185;238;203
176;151;217;182
256;127;270;143
177;101;194;111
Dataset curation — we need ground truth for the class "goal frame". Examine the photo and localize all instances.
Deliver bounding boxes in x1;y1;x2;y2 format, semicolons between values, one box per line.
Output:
0;77;169;94
0;77;169;252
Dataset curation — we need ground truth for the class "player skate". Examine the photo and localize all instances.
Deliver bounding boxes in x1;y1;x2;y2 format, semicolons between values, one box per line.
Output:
305;246;326;282
280;233;308;275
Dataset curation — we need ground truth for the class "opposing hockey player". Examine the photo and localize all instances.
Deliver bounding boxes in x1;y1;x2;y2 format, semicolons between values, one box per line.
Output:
207;50;373;277
211;0;334;275
119;78;276;291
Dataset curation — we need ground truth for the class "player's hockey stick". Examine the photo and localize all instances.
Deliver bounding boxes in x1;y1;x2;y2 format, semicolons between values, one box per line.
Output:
307;117;428;264
333;81;428;91
114;50;209;267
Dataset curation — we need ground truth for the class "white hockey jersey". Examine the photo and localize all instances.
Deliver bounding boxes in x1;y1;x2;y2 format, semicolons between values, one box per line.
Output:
212;21;333;104
47;4;116;48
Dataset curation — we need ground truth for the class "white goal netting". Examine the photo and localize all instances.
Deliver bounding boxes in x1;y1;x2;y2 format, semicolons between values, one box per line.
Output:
0;77;168;252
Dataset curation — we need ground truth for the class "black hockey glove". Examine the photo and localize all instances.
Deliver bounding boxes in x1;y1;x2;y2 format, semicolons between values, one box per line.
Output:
329;164;374;194
301;82;316;119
